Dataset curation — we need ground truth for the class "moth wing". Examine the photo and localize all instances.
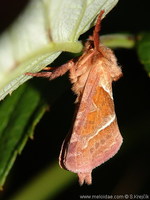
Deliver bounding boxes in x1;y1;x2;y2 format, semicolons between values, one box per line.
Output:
59;60;122;184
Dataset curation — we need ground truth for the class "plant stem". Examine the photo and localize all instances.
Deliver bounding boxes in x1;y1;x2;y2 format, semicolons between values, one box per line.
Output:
101;33;135;49
10;162;76;200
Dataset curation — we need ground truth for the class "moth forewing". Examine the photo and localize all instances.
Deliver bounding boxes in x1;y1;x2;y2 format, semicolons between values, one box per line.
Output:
59;63;101;171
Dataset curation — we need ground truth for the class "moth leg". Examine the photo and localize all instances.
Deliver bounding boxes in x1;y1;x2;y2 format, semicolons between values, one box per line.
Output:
26;71;52;78
49;60;74;80
25;60;75;80
93;10;104;51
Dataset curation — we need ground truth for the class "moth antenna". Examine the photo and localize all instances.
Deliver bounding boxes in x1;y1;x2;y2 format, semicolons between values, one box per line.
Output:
93;10;104;51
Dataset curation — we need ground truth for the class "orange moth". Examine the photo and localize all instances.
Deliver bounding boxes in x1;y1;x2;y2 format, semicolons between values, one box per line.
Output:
26;10;123;185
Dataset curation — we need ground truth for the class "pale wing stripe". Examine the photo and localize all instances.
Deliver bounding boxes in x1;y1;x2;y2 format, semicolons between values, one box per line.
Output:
83;114;116;149
101;82;113;99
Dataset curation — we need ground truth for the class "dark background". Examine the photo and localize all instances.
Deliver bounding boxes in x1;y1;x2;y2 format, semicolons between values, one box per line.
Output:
0;0;150;199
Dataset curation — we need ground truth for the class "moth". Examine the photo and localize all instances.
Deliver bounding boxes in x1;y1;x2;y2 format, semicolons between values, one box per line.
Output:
26;10;123;185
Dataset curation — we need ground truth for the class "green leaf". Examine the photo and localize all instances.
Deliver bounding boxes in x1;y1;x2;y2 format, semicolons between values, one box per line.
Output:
0;0;119;100
136;32;150;75
0;83;48;187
